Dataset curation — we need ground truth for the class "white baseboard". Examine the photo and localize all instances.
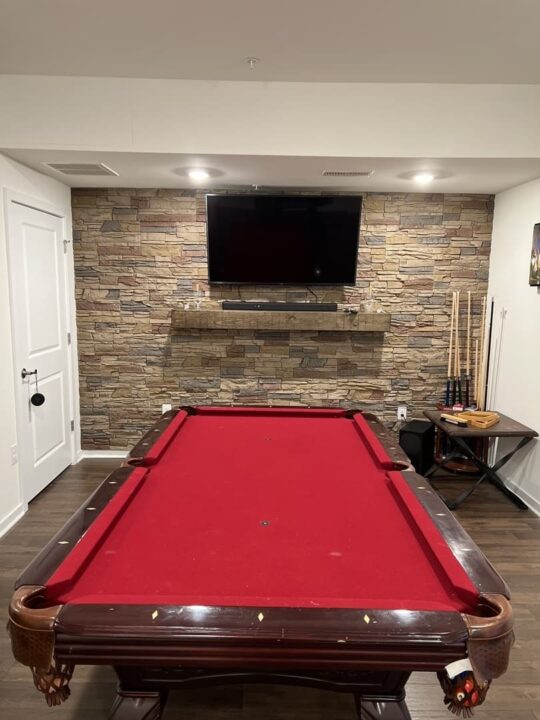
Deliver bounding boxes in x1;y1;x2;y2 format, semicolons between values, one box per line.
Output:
0;502;27;539
79;450;128;460
505;479;540;517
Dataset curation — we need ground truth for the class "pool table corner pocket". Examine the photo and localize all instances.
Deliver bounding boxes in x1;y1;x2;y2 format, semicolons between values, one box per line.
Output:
7;585;73;706
462;593;514;685
437;593;514;716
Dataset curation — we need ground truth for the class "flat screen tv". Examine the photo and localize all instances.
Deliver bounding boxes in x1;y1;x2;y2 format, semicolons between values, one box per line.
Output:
207;194;361;284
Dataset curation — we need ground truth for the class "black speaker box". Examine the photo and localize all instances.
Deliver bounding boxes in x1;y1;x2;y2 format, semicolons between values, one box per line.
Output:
222;301;338;312
399;420;435;475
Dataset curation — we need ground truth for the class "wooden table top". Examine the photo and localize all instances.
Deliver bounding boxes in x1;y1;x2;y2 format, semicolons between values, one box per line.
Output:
423;409;538;438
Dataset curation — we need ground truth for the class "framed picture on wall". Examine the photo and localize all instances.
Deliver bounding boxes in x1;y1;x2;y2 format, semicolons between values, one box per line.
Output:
530;223;540;286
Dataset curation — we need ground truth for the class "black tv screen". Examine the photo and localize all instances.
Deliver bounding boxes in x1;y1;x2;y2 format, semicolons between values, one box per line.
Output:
207;195;361;284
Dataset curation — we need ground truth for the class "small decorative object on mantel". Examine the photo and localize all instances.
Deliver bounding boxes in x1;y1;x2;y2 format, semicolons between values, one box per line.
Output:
530;223;540;286
359;287;382;314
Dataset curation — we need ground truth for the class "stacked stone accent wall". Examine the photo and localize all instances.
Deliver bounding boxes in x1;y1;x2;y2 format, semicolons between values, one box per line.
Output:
72;189;493;449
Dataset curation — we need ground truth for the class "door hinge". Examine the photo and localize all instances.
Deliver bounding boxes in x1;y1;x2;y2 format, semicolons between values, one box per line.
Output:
70;420;75;431
67;332;71;345
63;239;71;254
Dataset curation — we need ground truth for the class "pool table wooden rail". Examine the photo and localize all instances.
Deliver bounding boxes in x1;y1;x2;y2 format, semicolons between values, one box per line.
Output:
10;583;510;671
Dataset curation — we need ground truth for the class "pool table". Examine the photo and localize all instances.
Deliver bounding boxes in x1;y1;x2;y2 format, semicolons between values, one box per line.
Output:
9;406;513;719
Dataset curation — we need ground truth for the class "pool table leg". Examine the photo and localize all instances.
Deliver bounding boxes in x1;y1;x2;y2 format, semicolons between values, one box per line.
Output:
109;689;168;720
354;696;412;720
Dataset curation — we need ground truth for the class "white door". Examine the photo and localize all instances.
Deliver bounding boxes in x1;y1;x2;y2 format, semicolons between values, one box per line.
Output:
7;202;72;501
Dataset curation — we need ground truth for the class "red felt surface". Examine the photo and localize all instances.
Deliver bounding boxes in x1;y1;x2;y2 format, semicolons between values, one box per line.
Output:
47;409;478;611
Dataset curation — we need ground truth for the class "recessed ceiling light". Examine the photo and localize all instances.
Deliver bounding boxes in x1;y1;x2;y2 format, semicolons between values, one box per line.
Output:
413;172;435;185
188;168;210;181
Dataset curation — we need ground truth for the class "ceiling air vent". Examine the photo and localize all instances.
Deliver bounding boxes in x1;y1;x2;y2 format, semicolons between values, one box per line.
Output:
322;170;374;177
44;163;119;177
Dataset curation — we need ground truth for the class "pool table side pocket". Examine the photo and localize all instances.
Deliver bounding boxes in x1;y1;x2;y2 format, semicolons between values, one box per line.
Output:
351;412;413;471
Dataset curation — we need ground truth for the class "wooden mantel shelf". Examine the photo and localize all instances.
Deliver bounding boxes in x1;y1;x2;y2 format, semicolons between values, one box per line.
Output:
171;308;391;332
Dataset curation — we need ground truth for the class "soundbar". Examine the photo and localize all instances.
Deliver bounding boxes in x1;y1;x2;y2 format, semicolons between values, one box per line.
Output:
222;301;338;312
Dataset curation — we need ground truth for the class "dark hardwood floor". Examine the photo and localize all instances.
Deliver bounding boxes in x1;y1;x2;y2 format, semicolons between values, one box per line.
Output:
1;459;539;719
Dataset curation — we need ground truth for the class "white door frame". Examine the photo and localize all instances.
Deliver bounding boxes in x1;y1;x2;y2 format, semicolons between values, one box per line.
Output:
4;188;81;503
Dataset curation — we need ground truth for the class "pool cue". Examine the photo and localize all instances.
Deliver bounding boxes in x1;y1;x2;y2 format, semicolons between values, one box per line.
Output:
452;292;458;404
455;291;462;404
483;298;495;411
445;292;455;406
465;291;471;406
474;338;479;406
478;296;487;410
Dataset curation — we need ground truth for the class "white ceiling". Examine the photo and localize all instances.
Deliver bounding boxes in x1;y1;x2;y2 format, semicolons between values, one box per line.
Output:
5;150;540;193
1;0;540;83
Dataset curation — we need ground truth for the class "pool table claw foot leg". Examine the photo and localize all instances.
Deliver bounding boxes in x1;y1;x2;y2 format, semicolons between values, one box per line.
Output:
109;689;167;720
355;696;413;720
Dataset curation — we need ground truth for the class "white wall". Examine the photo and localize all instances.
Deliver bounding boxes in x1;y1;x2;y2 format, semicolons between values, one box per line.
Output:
487;178;540;514
2;76;540;158
0;153;72;536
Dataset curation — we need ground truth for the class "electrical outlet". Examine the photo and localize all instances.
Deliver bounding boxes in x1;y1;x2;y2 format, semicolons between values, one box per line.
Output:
161;403;172;415
397;405;408;421
10;444;18;465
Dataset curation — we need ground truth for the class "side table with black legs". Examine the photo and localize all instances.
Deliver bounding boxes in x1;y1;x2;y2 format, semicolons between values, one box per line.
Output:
423;410;537;510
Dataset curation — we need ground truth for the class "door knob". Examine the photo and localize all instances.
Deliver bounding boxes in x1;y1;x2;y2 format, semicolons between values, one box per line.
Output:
21;368;45;406
21;368;37;379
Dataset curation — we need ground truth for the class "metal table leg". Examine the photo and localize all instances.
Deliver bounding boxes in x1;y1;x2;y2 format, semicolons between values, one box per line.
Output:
427;435;531;510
